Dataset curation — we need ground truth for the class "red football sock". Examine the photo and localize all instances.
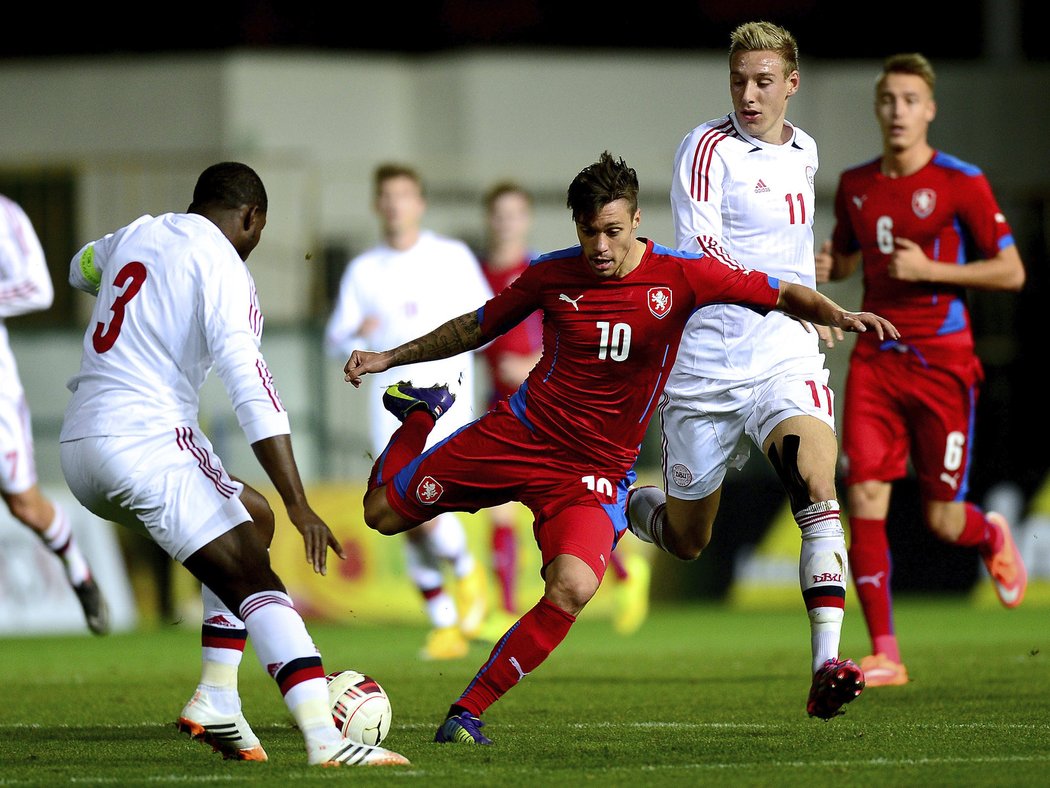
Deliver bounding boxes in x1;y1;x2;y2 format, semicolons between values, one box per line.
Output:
491;524;518;613
954;503;1004;557
848;517;898;661
455;597;576;717
609;549;628;581
367;411;434;491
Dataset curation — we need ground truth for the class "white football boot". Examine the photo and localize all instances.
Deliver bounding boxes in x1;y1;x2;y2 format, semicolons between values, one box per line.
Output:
309;737;411;767
175;688;267;761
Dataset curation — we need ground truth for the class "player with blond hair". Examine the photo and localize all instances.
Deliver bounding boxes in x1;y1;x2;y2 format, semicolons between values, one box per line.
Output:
626;20;865;719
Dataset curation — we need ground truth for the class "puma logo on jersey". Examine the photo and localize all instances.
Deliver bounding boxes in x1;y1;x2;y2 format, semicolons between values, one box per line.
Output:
855;572;885;588
754;179;770;193
509;656;529;681
852;195;867;210
559;293;583;310
940;472;961;491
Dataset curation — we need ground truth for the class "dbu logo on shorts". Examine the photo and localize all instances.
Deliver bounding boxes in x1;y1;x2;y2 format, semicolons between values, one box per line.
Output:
671;463;692;486
416;476;444;504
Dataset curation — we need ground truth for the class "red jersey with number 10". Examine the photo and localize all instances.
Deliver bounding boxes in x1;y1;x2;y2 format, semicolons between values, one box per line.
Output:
476;238;780;472
831;150;1015;352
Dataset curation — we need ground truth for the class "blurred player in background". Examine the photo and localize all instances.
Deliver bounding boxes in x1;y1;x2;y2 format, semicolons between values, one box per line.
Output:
476;180;650;637
325;163;493;660
626;20;863;718
342;151;896;743
0;192;109;635
474;180;541;637
59;162;408;767
815;53;1028;687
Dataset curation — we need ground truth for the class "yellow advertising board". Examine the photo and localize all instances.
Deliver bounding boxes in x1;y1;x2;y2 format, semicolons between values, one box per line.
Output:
263;483;627;625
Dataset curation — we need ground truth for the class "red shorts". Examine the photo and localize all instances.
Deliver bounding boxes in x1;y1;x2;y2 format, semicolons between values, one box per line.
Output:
384;400;630;580
840;342;983;502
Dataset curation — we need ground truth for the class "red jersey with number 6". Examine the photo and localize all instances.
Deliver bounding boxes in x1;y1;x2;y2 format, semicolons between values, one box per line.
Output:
830;150;1015;352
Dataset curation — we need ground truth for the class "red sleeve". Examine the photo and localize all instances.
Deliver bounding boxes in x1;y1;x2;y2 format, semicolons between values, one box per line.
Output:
690;256;780;313
957;172;1014;258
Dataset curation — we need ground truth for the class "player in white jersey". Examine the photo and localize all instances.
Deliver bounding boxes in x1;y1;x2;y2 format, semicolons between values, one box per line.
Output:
626;21;865;720
0;193;109;635
59;162;408;768
325;163;493;660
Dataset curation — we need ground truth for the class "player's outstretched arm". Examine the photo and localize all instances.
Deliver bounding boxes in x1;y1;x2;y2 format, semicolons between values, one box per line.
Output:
250;434;345;576
343;310;482;387
776;281;900;341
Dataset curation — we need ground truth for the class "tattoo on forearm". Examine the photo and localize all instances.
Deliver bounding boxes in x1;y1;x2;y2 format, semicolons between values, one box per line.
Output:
391;312;481;366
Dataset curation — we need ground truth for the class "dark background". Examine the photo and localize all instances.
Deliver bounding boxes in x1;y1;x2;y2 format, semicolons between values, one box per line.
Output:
2;1;1043;62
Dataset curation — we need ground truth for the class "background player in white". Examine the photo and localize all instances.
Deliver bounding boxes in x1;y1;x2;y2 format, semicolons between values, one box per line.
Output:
626;20;863;719
59;162;408;767
0;192;109;635
325;163;493;660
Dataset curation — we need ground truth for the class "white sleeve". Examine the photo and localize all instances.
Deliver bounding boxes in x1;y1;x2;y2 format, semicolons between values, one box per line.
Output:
69;242;101;295
0;198;54;317
323;260;367;358
670;135;742;268
203;255;290;444
68;215;155;296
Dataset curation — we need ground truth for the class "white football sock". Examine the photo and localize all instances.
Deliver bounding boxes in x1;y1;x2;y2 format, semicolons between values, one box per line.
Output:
40;504;91;586
428;512;474;578
238;590;342;757
403;535;457;628
199;584;245;690
797;500;848;673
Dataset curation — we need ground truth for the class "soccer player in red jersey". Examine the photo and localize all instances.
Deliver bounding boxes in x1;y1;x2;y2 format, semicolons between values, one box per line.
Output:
816;53;1028;688
476;180;652;637
344;151;897;743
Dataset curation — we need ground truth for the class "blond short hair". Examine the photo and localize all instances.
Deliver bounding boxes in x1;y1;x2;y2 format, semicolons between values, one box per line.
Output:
729;21;799;76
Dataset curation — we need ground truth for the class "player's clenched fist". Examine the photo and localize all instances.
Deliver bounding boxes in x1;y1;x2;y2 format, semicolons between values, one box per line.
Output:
344;349;390;387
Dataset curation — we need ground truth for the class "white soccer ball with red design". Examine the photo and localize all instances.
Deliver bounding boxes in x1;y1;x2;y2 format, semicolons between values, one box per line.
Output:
325;670;392;746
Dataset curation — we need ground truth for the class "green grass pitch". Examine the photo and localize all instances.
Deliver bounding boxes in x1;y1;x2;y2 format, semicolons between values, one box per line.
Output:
1;597;1047;786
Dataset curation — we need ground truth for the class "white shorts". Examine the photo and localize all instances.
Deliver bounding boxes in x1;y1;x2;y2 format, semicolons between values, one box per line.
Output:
658;357;835;500
0;393;37;495
60;427;250;563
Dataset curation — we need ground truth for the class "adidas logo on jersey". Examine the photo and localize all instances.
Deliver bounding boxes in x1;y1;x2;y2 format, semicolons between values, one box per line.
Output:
754;179;770;193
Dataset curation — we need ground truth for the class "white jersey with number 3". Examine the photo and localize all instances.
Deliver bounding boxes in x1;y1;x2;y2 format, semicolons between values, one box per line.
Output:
668;113;821;389
60;212;289;444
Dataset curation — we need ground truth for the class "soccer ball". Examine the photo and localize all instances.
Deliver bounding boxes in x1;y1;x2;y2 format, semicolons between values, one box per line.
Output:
325;670;392;746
